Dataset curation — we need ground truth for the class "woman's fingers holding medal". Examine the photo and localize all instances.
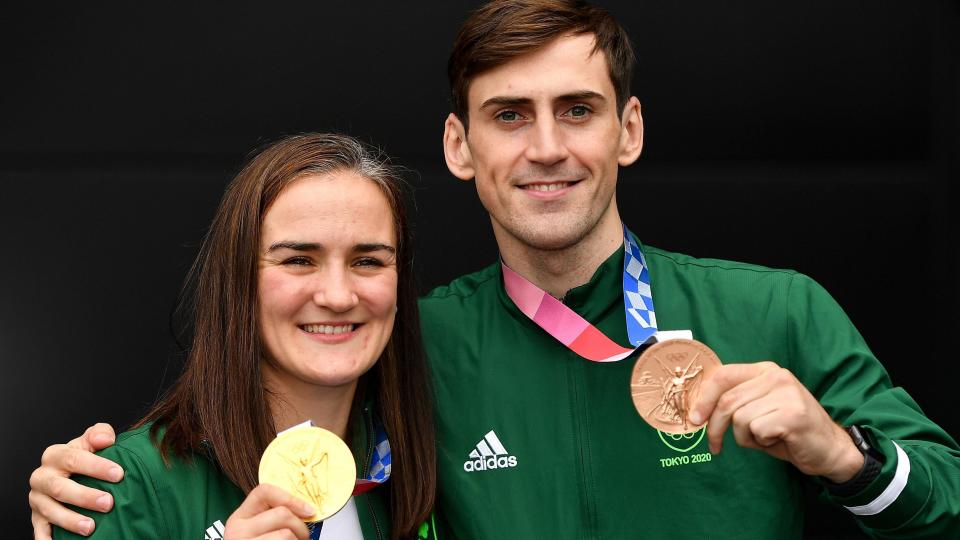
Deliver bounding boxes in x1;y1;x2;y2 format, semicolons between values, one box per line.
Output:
690;361;861;479
224;483;313;540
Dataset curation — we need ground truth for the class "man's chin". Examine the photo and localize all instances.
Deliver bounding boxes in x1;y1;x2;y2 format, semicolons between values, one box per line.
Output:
503;219;593;252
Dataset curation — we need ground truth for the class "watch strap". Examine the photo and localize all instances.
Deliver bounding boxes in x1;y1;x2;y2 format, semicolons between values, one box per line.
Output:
824;425;885;498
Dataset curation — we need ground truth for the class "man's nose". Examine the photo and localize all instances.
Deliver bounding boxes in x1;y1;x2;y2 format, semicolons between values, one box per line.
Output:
524;117;569;165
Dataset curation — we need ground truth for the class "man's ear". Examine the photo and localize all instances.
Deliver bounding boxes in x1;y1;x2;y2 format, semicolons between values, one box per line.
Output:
617;96;644;166
443;113;476;181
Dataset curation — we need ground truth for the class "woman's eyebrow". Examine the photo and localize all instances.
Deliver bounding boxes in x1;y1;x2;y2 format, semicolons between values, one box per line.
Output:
267;241;320;252
355;243;396;254
266;241;395;253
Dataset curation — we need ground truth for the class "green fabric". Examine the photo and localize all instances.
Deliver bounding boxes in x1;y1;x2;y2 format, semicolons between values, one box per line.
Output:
420;241;960;539
54;412;391;539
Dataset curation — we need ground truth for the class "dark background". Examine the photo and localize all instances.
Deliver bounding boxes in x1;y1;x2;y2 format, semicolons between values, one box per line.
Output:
3;1;957;538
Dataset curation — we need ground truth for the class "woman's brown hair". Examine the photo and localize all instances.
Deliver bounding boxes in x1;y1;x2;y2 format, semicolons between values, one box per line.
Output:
135;133;435;538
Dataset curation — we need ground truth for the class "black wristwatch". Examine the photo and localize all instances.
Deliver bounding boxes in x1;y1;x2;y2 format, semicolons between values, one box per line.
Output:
823;425;885;497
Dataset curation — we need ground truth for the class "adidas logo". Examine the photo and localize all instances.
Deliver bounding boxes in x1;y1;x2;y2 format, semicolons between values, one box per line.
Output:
204;519;226;539
463;430;518;472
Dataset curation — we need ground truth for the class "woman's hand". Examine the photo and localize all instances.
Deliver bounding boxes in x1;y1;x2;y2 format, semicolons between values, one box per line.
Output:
224;483;314;540
29;423;122;539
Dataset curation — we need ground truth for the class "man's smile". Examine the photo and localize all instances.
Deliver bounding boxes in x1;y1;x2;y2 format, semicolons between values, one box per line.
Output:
520;181;578;192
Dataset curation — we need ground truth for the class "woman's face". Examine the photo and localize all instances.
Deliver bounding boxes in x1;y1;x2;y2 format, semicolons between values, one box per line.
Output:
258;171;398;391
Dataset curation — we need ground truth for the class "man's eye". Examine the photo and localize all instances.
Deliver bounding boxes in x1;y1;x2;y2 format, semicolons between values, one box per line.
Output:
568;105;590;118
497;110;520;123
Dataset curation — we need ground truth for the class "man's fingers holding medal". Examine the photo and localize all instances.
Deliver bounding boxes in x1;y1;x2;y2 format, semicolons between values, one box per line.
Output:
691;361;780;453
224;483;312;540
690;361;863;480
728;398;785;449
694;363;810;455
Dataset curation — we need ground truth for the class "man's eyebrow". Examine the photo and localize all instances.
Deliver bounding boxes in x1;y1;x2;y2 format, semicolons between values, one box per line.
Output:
478;91;607;111
557;90;606;103
267;241;320;252
479;96;533;111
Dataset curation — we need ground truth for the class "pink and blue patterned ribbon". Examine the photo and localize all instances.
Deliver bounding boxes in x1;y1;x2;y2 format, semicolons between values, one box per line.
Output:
352;421;391;495
622;226;657;346
502;224;657;362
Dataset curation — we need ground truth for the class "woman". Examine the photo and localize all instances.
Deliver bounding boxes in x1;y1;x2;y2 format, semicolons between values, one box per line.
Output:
52;133;435;539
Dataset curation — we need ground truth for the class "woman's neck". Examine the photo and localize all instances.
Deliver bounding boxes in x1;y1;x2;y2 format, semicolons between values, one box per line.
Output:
261;363;357;440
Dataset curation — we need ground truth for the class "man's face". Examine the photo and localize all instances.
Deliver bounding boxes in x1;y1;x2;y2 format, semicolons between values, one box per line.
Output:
445;33;642;252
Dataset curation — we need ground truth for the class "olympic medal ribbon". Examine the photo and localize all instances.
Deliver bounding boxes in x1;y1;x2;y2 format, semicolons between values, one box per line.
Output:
308;520;323;540
352;420;391;495
502;224;657;362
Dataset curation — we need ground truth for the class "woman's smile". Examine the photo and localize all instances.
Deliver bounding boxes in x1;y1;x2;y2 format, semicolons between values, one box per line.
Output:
299;322;361;343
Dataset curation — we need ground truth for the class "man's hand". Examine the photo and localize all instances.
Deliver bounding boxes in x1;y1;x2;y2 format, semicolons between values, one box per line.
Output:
29;423;123;539
689;362;864;482
224;483;313;540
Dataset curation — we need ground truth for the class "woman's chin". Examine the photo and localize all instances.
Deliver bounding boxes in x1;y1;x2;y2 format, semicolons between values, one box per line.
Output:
298;362;376;389
263;361;365;393
310;375;361;389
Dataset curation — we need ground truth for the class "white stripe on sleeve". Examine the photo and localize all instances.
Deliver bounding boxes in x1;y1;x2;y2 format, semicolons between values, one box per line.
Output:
845;442;910;516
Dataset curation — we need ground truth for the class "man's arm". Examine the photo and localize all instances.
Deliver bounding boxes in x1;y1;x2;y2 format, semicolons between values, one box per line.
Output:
691;273;960;537
29;423;123;539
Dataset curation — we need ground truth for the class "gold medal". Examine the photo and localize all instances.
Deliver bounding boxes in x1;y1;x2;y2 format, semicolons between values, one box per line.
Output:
258;426;356;522
630;339;722;434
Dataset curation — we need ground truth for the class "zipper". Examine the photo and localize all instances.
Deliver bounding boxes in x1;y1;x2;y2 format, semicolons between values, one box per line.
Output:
360;405;375;479
362;404;384;540
569;357;598;539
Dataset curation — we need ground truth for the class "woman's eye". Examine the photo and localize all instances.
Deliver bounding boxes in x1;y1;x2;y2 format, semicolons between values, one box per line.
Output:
355;257;384;268
282;257;312;266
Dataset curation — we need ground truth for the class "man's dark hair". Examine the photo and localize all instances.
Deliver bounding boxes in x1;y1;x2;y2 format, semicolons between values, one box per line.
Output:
448;0;636;128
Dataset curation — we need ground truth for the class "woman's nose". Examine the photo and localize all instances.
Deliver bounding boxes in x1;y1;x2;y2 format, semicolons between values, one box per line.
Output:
312;269;360;312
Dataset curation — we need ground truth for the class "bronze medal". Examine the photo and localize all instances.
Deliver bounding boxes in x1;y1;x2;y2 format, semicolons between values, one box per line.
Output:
258;426;356;522
630;338;722;434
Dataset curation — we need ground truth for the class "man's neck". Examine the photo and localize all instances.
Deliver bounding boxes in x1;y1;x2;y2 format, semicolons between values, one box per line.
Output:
496;208;623;299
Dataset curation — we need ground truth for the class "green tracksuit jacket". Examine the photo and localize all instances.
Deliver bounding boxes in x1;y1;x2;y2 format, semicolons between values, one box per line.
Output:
54;407;392;539
421;242;960;539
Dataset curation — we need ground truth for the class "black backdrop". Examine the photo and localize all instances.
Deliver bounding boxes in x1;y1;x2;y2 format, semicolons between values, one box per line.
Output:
3;1;957;538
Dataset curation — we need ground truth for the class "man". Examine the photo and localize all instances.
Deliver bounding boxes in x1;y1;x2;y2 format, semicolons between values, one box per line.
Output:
29;1;960;538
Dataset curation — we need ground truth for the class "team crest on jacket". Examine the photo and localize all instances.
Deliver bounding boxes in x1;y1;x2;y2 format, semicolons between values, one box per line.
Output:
463;430;518;472
657;427;706;453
